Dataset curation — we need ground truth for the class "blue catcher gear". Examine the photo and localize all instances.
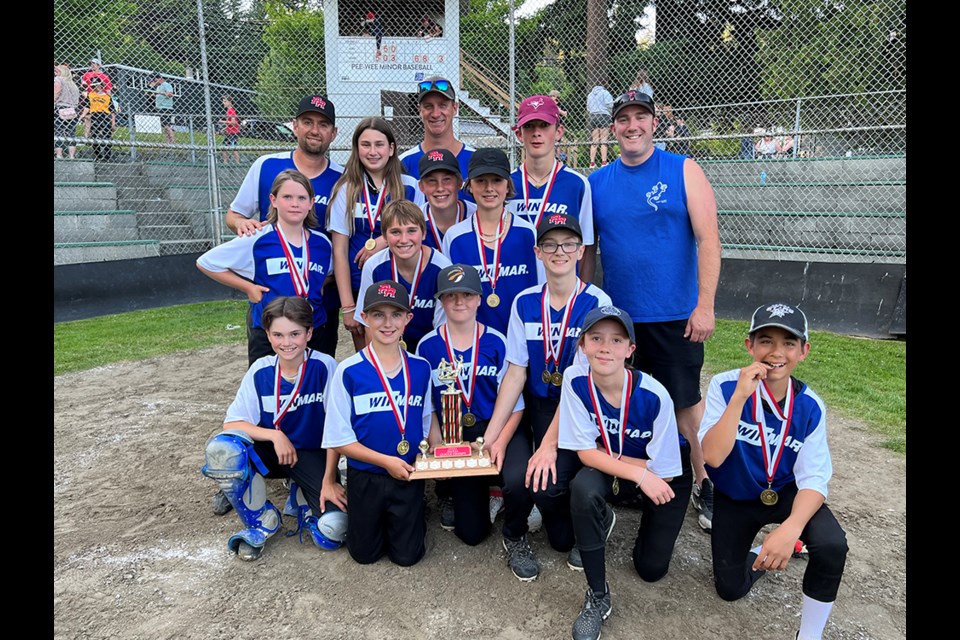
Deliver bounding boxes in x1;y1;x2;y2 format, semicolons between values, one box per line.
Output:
201;430;281;560
284;481;348;550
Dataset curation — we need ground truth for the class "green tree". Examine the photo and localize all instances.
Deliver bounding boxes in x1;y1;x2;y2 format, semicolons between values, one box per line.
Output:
253;1;325;118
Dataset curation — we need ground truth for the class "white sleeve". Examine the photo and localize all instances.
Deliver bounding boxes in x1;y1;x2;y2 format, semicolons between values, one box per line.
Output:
326;185;350;236
698;375;728;444
440;226;454;257
557;375;597;451
640;377;682;479
229;158;265;218
504;295;529;367
354;258;376;325
321;364;359;448
223;365;264;425
793;400;832;499
196;232;259;280
578;178;595;246
431;251;452;328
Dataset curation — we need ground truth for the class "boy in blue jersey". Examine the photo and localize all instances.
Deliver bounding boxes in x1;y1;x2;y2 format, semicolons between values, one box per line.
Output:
417;147;476;252
482;213;612;582
201;297;346;562
508;94;597;283
322;280;435;566
699;303;848;640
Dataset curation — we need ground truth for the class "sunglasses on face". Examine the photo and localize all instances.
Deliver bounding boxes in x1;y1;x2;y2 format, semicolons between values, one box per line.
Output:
418;79;451;94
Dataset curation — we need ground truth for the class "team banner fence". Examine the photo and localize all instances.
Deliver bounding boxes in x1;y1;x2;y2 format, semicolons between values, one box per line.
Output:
53;0;905;265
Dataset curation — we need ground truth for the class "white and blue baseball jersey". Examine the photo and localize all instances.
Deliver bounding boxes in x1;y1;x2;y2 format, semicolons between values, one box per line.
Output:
229;151;344;224
505;282;612;400
558;363;682;479
441;214;545;336
354;247;451;346
400;144;476;202
196;224;334;330
507;164;595;246
327;175;426;290
419;200;477;253
416;324;524;423
698;370;832;501
225;350;338;451
322;350;434;474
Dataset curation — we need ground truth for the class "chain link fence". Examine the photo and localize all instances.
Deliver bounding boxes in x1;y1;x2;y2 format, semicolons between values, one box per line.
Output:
54;0;905;266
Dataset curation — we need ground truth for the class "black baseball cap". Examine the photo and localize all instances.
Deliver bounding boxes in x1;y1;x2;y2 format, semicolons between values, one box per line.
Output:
362;280;411;312
580;305;636;343
434;264;483;299
748;303;809;342
467;147;511;180
417;76;456;102
612;90;656;119
536;212;582;243
418;148;462;180
295;94;336;125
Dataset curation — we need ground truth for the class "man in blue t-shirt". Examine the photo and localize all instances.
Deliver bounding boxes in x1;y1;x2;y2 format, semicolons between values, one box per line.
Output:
145;73;176;144
588;89;722;533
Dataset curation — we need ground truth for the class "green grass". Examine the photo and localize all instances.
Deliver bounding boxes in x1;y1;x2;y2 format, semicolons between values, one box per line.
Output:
704;320;906;454
54;306;906;453
54;300;247;375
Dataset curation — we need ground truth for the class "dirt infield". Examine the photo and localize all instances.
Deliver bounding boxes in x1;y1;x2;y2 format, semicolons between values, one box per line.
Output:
53;337;906;639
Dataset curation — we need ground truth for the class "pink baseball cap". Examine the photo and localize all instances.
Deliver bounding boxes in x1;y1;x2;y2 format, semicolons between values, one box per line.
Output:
514;95;561;130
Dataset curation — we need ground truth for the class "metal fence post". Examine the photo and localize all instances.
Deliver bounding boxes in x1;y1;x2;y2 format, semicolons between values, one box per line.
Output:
196;0;222;247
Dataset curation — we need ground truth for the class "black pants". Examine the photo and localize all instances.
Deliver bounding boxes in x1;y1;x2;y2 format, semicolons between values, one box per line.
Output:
252;442;336;517
246;305;334;366
712;482;848;602
501;394;582;550
441;421;495;546
313;285;341;358
345;467;426;566
89;112;112;161
570;441;693;584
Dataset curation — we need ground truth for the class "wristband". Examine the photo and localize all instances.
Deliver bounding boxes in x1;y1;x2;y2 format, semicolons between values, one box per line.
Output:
341;305;356;312
637;468;648;489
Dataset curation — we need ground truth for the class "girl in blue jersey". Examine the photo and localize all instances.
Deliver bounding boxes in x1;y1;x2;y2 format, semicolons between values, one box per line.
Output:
201;296;345;561
481;213;612;583
415;264;523;546
355;200;451;353
322;280;435;566
441;147;544;337
328;117;425;352
558;305;688;640
416;147;476;253
197;170;335;366
699;303;847;640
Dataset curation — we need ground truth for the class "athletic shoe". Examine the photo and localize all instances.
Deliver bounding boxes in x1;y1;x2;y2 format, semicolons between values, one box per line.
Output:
236;541;263;561
571;583;612;640
489;489;505;523
527;505;543;533
691;477;715;532
212;489;233;516
502;535;540;581
439;496;455;531
589;162;597;169
567;509;616;571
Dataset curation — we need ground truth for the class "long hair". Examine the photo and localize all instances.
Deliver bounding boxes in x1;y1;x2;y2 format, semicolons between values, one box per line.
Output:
55;64;77;93
266;169;319;229
329;117;405;235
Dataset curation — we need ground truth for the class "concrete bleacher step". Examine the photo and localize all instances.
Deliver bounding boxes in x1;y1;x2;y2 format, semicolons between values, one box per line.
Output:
53;158;97;182
159;239;213;256
700;156;906;183
139;224;195;241
713;183;905;214
54;182;118;211
54;240;160;266
54;210;140;243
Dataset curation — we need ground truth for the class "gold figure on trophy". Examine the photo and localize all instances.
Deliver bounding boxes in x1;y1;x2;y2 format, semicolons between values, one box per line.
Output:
409;356;498;479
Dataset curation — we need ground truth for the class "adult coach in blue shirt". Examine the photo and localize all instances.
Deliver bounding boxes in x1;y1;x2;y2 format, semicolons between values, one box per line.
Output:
224;94;343;356
587;89;722;532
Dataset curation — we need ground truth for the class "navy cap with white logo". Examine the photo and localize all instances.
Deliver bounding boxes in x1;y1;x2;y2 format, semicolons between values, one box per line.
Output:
362;280;411;313
434;264;483;299
536;212;583;243
295;94;336;125
748;302;809;342
418;147;462;180
580;305;636;343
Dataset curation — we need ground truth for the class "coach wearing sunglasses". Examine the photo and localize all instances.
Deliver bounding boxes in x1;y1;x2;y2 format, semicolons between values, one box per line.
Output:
399;76;475;202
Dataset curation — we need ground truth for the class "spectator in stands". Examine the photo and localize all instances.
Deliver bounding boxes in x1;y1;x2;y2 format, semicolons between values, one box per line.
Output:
364;11;386;59
776;129;795;158
417;14;443;39
654;104;675;151
755;130;779;158
54;64;80;160
79;76;116;162
586;85;614;168
629;69;654;99
667;111;693;158
146;73;176;145
81;58;113;140
219;94;241;164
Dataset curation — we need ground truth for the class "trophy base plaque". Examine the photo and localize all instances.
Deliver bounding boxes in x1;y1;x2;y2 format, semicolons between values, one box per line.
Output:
409;440;499;479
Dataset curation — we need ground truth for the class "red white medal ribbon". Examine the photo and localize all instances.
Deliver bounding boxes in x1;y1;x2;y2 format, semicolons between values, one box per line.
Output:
440;322;481;411
391;246;425;308
366;345;410;441
474;209;506;291
522;159;561;229
273;350;308;430
275;225;310;297
754;377;795;486
541;280;583;373
361;175;386;238
425;200;464;249
588;369;632;460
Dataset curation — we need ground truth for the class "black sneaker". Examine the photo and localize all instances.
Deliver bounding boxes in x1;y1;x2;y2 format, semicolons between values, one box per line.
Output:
568;508;617;571
691;477;714;532
439;496;455;531
502;535;540;581
571;583;612;640
212;489;233;516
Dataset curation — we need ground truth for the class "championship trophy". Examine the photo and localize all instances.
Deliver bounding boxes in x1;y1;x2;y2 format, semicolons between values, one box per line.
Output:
410;355;499;479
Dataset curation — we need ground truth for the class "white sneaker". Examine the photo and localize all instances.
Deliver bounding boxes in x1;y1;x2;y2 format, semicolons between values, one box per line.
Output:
489;491;505;523
527;505;543;533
